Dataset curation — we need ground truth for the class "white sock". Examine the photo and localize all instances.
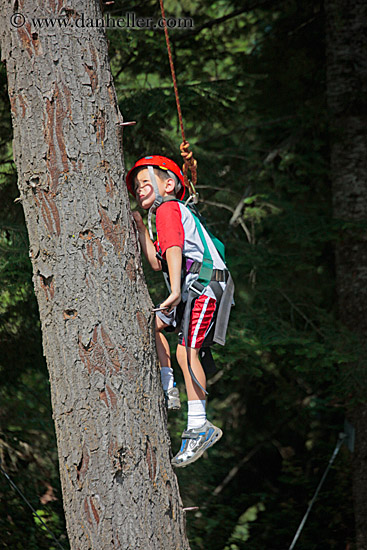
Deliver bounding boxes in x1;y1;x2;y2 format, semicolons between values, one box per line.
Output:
160;367;174;391
187;400;206;430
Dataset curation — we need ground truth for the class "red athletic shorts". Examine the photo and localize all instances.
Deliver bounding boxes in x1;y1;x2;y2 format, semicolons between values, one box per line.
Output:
179;294;217;349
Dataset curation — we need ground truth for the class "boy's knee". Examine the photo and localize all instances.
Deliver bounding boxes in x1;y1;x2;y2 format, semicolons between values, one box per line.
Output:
155;314;166;334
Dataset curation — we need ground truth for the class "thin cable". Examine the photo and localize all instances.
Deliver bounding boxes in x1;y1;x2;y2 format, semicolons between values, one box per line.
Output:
0;461;67;550
288;433;346;550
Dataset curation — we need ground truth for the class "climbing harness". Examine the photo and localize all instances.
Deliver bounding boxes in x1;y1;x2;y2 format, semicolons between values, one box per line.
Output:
178;202;234;392
154;199;234;394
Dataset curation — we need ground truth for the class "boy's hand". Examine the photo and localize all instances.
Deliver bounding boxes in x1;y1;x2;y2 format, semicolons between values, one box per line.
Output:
132;211;145;232
160;291;181;312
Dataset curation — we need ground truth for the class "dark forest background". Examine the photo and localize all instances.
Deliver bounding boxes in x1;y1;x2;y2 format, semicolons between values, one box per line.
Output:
0;0;359;548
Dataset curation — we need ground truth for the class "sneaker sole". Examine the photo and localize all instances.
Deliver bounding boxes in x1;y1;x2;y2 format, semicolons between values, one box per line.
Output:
172;427;223;468
168;403;181;410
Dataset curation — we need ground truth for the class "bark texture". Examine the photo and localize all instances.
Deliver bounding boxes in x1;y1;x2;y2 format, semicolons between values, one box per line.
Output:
0;1;190;548
325;0;367;547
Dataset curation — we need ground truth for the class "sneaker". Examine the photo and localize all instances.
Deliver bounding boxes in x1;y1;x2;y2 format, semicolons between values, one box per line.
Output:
164;386;181;410
171;420;223;468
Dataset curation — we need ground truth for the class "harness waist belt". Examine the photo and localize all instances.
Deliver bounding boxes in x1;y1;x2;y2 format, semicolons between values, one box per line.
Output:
187;260;229;282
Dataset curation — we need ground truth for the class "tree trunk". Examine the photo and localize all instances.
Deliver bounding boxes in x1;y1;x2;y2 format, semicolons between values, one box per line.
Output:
325;0;367;547
0;1;190;548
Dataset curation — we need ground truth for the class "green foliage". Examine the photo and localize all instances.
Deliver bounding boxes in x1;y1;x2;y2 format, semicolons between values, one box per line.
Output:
223;502;266;549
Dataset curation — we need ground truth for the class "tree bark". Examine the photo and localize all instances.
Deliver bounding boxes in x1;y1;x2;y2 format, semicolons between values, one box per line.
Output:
0;1;190;548
325;0;367;547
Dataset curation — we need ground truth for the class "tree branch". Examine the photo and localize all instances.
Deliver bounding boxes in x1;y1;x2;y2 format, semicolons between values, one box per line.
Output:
173;0;279;43
203;199;234;213
229;185;253;226
278;289;325;337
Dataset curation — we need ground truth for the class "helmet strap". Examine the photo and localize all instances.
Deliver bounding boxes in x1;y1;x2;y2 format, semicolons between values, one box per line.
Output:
148;166;163;212
148;207;155;241
147;165;163;241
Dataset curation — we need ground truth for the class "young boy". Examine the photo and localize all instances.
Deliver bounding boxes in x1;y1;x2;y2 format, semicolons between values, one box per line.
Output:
126;155;232;468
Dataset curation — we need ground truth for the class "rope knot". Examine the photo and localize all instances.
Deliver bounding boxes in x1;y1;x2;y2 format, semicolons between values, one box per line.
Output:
180;141;197;194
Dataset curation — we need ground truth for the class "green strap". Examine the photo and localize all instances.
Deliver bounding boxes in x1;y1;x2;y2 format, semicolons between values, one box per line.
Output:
189;211;213;287
163;198;215;286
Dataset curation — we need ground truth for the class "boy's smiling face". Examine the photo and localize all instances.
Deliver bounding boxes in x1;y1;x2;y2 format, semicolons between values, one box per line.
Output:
134;168;176;210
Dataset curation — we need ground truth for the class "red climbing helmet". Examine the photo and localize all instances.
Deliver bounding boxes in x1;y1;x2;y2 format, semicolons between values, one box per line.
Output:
126;155;185;200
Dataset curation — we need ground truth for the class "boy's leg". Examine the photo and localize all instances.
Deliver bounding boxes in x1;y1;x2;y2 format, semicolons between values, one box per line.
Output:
155;314;180;410
172;298;223;467
175;293;217;402
176;344;206;428
176;344;206;401
172;342;222;467
155;315;172;370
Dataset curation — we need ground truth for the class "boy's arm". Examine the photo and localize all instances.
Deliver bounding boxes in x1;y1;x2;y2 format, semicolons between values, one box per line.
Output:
132;212;161;271
160;246;182;310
